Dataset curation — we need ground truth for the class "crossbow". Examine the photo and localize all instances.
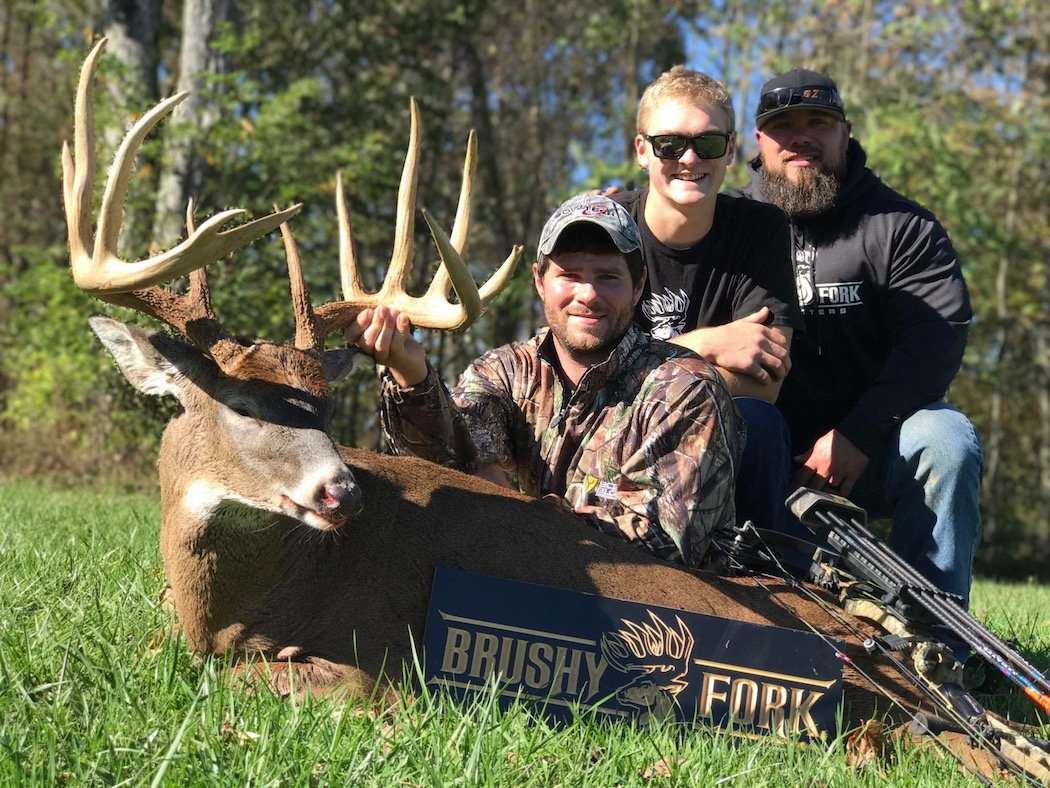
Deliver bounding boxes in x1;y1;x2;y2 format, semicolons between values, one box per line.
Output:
712;488;1050;785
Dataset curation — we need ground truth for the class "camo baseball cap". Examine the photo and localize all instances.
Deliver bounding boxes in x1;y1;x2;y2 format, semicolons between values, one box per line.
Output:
537;194;640;257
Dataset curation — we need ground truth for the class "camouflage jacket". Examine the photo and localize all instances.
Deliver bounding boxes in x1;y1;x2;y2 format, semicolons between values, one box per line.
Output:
380;325;743;566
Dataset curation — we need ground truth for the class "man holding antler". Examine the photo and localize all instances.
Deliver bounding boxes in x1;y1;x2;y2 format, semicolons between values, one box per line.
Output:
348;195;743;568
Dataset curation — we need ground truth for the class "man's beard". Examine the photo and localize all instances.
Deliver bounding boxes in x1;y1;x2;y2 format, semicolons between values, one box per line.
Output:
546;307;632;363
761;157;845;218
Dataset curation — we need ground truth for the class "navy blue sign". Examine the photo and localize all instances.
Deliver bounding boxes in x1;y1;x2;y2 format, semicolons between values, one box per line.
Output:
424;567;843;740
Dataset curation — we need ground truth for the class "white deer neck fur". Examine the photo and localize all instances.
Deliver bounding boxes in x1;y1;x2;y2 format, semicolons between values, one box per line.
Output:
158;413;288;653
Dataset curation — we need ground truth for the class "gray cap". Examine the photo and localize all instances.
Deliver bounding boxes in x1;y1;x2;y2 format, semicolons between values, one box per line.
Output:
537;194;640;257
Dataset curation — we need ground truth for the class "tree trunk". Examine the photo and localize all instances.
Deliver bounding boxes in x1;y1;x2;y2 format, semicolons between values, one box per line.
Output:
0;4;12;165
623;1;640;188
101;0;160;99
984;153;1023;539
152;0;234;247
98;0;161;255
1038;324;1050;550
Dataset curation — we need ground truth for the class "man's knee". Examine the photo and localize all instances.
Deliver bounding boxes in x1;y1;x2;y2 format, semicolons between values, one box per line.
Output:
897;404;983;479
734;397;789;447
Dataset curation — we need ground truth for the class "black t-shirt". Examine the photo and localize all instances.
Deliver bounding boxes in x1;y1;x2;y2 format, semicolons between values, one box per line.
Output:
612;189;802;340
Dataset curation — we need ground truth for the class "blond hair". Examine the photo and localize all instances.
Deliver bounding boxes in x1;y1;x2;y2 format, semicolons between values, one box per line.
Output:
637;66;735;134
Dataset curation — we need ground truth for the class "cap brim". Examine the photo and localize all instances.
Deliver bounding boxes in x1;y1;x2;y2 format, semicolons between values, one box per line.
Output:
756;105;845;128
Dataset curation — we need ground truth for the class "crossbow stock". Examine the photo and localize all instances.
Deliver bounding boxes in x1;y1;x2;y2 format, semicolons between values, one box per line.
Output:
712;489;1050;785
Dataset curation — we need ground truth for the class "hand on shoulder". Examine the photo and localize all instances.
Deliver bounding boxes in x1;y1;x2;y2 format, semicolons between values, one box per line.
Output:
585;186;623;197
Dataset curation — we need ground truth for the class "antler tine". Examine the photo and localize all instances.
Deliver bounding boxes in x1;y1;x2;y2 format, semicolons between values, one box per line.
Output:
277;217;322;352
64;35;301;295
477;246;524;305
382;97;422;297
185;198;212;314
95;198;244;369
336;171;367;301
423;129;476;302
62;38;105;270
422;128;522;310
418;209;482;326
94;89;191;267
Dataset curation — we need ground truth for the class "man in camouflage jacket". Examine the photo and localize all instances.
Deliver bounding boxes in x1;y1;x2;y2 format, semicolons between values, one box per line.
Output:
346;194;743;567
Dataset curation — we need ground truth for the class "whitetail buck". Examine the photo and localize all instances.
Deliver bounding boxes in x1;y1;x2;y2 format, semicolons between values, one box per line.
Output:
66;39;929;723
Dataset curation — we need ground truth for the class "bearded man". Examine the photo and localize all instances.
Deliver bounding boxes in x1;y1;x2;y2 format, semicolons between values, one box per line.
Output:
737;69;982;605
348;194;742;568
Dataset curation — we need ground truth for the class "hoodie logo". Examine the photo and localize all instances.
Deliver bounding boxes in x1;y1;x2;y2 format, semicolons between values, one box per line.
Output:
816;282;863;308
794;245;816;308
642;288;690;340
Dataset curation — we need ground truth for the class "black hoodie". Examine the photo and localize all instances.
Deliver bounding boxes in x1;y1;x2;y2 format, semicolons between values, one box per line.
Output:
735;140;972;457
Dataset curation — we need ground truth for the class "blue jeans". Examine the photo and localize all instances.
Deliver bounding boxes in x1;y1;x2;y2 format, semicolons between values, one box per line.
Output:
850;404;983;607
736;400;982;607
734;398;803;540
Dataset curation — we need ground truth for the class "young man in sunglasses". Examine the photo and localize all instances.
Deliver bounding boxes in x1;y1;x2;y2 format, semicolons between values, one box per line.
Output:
609;66;804;537
737;69;981;606
347;194;743;568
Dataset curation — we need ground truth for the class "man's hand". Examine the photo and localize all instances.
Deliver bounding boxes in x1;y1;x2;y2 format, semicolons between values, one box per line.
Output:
585;186;623;197
477;462;514;489
671;307;791;384
792;429;869;497
343;306;428;388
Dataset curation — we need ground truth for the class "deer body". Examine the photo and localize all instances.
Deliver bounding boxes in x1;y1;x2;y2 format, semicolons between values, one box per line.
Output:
129;344;919;717
156;437;926;718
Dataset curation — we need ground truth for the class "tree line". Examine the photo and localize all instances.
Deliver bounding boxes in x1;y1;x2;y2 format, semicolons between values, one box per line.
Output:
0;0;1047;576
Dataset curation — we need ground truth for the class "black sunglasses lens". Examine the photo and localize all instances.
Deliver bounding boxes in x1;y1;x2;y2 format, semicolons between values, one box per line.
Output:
758;91;784;114
693;134;728;158
650;134;727;160
651;135;688;159
759;86;842;115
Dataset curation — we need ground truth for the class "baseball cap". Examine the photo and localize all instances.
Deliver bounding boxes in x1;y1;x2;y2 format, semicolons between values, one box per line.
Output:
755;69;845;127
537;194;640;257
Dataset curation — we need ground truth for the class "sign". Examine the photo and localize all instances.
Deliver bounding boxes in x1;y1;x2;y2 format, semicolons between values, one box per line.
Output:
424;567;843;740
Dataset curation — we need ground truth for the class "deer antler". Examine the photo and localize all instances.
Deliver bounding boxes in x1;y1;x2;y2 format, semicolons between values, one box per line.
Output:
63;38;299;368
62;39;298;295
274;98;523;350
330;99;521;332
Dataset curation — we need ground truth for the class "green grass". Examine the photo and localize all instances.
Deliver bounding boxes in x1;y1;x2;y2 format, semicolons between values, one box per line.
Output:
0;478;1046;786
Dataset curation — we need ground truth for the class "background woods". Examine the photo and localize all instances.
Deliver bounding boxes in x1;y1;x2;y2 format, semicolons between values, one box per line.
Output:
0;0;1047;576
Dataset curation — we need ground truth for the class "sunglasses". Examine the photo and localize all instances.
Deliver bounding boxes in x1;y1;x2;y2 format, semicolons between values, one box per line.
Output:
644;132;731;160
757;86;843;117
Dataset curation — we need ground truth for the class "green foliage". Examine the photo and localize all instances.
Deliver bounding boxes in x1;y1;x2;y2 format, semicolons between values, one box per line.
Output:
0;252;172;482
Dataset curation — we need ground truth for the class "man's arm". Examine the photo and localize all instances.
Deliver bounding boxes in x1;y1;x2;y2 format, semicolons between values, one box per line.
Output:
346;307;480;469
836;212;970;455
569;361;742;567
676;201;800;403
670;307;792;402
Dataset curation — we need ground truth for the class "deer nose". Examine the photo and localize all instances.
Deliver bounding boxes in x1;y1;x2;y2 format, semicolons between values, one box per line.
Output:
319;479;363;516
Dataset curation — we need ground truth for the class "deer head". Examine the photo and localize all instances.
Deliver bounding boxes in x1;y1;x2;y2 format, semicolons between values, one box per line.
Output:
65;38;521;532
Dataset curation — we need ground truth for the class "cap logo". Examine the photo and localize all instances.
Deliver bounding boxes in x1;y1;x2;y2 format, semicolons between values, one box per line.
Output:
537;194;640;256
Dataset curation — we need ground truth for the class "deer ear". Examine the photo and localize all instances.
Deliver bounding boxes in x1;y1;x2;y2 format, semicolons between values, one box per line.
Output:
89;316;212;402
320;348;356;383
